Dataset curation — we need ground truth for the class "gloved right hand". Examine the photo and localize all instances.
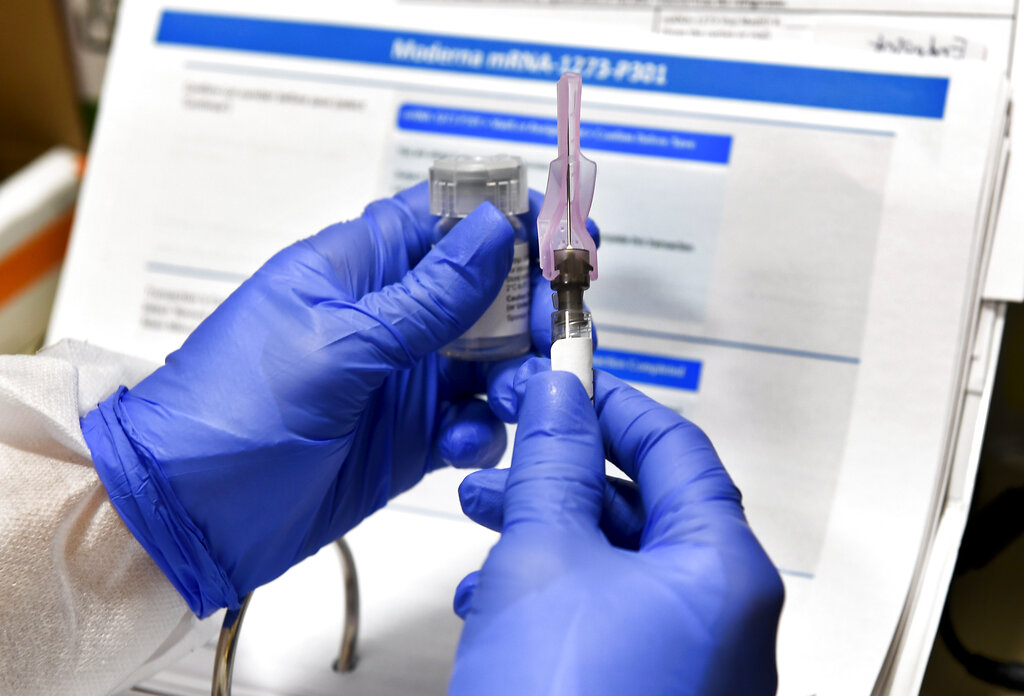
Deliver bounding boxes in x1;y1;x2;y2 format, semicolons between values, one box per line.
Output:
450;363;785;695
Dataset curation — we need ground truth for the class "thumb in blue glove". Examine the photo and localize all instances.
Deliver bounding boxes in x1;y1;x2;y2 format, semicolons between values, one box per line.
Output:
449;364;784;696
81;184;522;616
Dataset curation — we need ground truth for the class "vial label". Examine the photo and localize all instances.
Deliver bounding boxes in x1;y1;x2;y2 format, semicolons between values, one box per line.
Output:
462;241;530;340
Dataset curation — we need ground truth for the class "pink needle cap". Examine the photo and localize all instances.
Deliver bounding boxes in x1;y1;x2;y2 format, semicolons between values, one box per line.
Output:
537;72;598;281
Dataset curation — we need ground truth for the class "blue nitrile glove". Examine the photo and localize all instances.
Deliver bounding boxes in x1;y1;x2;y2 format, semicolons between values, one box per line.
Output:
80;182;561;617
449;363;785;696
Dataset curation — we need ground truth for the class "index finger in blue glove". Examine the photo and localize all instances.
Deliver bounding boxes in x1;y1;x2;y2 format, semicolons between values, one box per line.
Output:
436;398;507;469
305;182;437;295
503;370;606;533
355;201;515;369
453;570;480;619
593;370;746;545
459;467;646;550
485;356;550;423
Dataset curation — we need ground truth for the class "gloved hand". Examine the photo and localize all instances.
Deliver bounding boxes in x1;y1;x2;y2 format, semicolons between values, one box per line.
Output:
81;183;559;616
450;362;785;696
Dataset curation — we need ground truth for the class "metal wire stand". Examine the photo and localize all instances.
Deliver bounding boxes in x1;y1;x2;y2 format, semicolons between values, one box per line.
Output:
211;537;360;696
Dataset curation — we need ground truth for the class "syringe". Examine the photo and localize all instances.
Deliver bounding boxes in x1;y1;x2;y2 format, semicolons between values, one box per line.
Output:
537;72;598;398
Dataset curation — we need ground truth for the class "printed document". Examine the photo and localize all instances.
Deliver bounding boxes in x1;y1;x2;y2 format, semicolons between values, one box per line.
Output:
49;2;1011;694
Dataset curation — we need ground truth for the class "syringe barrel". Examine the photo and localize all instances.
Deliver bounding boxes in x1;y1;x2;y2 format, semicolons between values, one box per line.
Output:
551;308;592;342
551;308;593;399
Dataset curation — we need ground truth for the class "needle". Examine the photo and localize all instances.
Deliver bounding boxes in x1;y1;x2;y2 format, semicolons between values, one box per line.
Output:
565;159;572;249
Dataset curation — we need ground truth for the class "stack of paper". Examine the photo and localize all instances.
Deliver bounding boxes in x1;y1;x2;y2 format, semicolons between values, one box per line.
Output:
49;2;1021;694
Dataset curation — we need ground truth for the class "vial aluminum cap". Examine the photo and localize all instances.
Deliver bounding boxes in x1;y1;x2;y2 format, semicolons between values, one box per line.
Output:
429;155;529;217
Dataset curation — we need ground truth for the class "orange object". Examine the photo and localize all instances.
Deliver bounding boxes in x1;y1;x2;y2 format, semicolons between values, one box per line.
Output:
0;208;74;307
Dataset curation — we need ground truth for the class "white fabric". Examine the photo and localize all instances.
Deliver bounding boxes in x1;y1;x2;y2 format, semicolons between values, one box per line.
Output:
0;340;216;696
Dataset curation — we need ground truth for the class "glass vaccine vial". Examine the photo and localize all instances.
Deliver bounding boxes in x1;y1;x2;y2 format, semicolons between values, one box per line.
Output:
429;155;531;360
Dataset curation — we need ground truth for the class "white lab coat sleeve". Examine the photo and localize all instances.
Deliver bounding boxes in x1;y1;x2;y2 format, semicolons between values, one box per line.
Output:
0;339;220;696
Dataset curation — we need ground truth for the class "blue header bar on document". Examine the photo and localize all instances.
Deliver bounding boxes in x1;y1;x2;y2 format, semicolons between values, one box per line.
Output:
593;349;703;391
157;11;949;119
398;105;732;163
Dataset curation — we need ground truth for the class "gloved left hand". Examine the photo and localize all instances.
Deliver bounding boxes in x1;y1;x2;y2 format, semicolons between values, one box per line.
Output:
81;183;535;616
